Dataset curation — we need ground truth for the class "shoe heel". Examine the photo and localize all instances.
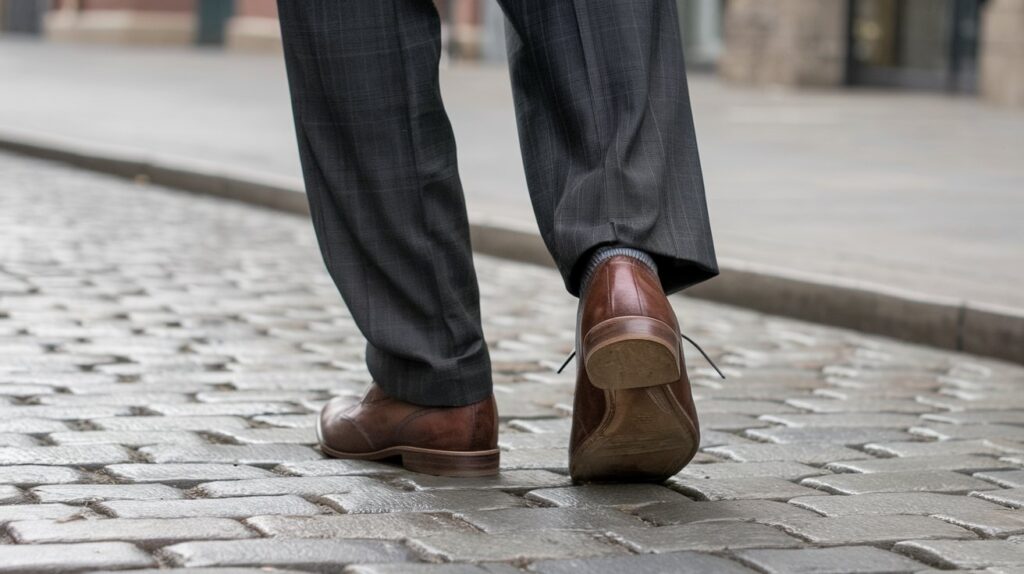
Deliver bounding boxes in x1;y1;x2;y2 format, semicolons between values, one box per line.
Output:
584;316;680;390
570;385;698;483
401;448;500;478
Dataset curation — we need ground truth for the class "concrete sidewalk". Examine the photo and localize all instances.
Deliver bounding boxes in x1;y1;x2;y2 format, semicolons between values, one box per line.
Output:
1;39;1022;360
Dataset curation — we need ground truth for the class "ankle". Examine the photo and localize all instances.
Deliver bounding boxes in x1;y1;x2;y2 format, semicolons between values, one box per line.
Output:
579;245;658;295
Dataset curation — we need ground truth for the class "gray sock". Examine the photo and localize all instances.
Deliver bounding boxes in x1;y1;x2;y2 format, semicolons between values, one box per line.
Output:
579;245;658;295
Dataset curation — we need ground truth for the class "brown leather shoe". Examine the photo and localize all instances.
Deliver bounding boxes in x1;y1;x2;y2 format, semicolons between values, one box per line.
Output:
569;255;700;482
316;384;500;477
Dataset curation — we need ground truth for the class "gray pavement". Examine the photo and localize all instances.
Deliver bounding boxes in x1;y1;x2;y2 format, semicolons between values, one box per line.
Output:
2;151;1024;571
1;39;1022;310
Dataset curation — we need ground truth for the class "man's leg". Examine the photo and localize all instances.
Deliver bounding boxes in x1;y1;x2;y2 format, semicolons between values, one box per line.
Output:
277;1;491;408
496;0;718;295
496;1;716;482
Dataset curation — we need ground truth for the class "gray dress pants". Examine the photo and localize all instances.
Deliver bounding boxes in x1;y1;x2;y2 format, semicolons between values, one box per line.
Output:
277;0;718;407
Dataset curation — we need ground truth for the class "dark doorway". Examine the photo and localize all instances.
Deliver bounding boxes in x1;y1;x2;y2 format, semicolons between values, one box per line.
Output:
196;0;235;46
846;0;984;93
2;0;46;35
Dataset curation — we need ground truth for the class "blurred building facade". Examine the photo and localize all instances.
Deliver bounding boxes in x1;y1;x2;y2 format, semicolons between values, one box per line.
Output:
20;0;279;49
0;0;1020;106
721;0;1023;106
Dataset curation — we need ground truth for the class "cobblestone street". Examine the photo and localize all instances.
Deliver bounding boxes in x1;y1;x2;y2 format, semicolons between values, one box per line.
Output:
3;150;1024;573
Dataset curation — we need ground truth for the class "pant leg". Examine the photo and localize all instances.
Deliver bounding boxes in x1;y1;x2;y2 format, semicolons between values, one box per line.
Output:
277;0;491;407
496;0;718;297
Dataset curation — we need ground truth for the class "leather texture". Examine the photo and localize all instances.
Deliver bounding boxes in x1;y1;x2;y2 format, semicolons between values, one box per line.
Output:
319;384;498;454
570;255;700;470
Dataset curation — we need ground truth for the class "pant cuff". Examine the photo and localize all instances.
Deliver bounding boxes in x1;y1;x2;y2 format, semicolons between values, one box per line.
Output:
365;340;494;407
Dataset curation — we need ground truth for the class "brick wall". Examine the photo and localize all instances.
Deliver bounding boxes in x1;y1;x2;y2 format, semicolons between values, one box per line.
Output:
225;0;279;51
45;0;196;45
980;0;1024;106
718;0;847;87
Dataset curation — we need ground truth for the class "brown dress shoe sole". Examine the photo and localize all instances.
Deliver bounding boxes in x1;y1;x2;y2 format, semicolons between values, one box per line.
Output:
584;316;680;390
571;384;698;483
315;417;500;478
575;316;696;482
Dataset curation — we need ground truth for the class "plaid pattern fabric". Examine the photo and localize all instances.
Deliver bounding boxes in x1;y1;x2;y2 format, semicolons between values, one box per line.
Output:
277;0;717;407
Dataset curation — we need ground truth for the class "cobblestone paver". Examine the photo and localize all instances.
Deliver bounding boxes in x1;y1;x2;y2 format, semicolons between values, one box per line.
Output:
2;151;1024;572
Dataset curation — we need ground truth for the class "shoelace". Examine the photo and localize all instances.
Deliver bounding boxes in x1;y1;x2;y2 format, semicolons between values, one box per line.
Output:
556;332;726;379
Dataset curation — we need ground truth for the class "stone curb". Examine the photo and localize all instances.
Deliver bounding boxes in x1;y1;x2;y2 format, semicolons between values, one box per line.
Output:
1;128;1020;365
